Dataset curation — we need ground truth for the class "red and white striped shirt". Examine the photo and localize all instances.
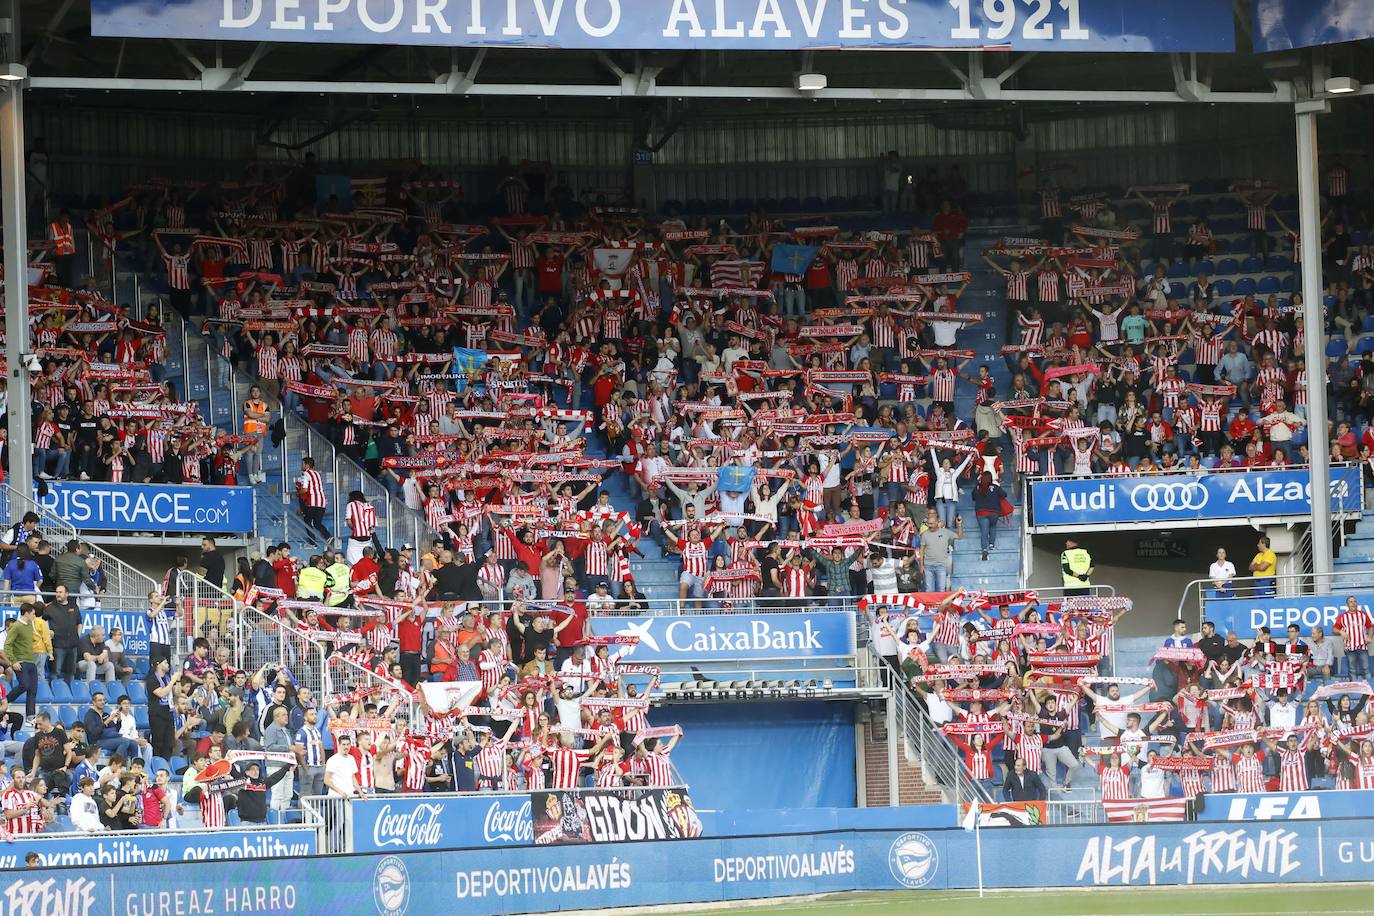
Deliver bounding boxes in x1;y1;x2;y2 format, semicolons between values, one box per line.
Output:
1152;201;1172;235
549;747;585;789
929;368;956;402
1037;271;1060;303
1;789;41;834
783;563;809;598
1040;189;1062;219
370;328;400;362
678;539;709;579
1336;608;1374;651
1006;271;1029;301
1235;754;1266;794
1200;401;1224;432
475;744;505;780
199;787;227;828
1192;332;1224;366
1100;765;1131;801
1247;205;1267;231
1211;754;1236;792
1277;746;1308;792
297;468;327;508
33;421;57;449
833;258;859;291
347;500;377;538
643;751;673;787
871;315;898;349
256;346;279;380
584;538;609;577
278;355;304;383
596;760;625;787
1017;314;1044;347
933;611;962;647
163;253;191;290
348;327;371;363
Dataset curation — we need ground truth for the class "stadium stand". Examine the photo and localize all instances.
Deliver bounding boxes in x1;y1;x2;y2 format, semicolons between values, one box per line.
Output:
1;128;1372;839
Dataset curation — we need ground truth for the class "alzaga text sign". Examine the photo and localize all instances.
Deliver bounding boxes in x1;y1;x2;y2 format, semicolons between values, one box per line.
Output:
90;0;1237;53
607;612;856;662
1030;467;1361;527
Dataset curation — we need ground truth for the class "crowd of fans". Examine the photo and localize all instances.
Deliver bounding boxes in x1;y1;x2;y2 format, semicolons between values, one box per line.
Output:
2;150;1371;833
871;590;1374;805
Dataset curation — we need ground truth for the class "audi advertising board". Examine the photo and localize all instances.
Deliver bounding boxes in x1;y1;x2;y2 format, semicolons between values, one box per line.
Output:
1028;467;1362;529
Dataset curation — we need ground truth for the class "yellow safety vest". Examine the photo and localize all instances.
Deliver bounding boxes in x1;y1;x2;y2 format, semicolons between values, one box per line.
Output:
297;566;328;599
325;563;352;606
1061;548;1092;587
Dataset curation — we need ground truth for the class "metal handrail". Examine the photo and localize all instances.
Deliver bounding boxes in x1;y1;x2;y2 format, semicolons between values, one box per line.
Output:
1;483;159;601
1177;569;1374;631
890;671;992;806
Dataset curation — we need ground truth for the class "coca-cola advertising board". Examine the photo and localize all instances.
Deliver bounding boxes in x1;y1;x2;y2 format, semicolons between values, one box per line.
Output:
352;794;534;852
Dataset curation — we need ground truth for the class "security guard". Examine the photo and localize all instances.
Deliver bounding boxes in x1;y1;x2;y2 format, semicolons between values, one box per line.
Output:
1060;538;1094;596
325;551;352;608
296;555;329;601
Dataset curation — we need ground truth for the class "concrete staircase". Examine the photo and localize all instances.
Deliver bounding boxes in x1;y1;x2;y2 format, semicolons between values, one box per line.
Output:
950;225;1024;594
1333;508;1374;576
860;715;949;807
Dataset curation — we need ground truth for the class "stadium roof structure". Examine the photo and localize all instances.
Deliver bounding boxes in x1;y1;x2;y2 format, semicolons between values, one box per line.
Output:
8;1;1374;111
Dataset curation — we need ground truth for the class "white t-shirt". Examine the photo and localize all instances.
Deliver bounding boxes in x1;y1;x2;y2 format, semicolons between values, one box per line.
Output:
1209;561;1236;587
71;792;102;832
1139;764;1169;799
1118;726;1150;763
325;752;359;798
1269;702;1298;730
930;320;961;348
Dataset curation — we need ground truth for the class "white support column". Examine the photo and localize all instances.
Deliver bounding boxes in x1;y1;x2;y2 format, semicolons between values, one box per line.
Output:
1;78;31;509
1296;108;1332;582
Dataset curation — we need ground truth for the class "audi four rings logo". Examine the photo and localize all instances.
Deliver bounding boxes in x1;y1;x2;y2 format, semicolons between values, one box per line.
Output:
1129;481;1210;512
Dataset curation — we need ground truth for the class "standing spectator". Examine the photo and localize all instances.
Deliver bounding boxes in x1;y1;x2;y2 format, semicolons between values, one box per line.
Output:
919;514;961;592
1060;538;1094;596
262;705;296;815
147;591;174;667
971;472;1007;561
295;456;331;543
931;200;968;271
242;385;270;484
45;586;81;684
1248;536;1277;597
198;537;226;591
1333;596;1374;679
293;706;326;798
1;550;42;598
1002;757;1047;802
6;603;38;721
146;657;180;760
1208;548;1236;598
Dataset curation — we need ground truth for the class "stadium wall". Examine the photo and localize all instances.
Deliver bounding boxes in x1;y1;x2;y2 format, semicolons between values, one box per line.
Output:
10;818;1374;915
669;702;858;811
28;101;1367;204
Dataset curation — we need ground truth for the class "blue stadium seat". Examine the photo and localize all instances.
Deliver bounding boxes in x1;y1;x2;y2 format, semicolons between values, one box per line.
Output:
1354;230;1369;246
1361;315;1374;334
1266;255;1290;271
1197;259;1215;274
150;757;169;776
1213;279;1234;297
134;706;150;729
1234;278;1256;295
1166;261;1189;278
1216;300;1233;316
169;755;188;775
49;680;74;702
1324;294;1340;307
1168;282;1187;300
127;681;147;704
1217;258;1239;275
1280;276;1294;292
1240;256;1263;273
35;680;55;702
57;707;78;729
1257;276;1280;294
1356;337;1374;355
778;197;802;211
1328;339;1350;357
801;196;824;211
68;681;91;704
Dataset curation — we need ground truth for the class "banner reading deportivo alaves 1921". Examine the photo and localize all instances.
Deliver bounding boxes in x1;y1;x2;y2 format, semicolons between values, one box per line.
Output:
91;0;1236;52
1029;467;1362;529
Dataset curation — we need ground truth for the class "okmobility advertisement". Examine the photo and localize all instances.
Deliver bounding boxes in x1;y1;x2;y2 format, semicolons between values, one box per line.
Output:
1205;593;1374;636
89;0;1237;53
32;482;255;533
1028;467;1362;528
10;820;1374;915
601;612;856;663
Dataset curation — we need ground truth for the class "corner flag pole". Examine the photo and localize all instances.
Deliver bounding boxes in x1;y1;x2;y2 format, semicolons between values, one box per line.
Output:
974;802;984;898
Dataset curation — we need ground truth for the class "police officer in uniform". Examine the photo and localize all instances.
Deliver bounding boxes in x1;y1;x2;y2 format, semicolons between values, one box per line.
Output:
1061;538;1094;596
